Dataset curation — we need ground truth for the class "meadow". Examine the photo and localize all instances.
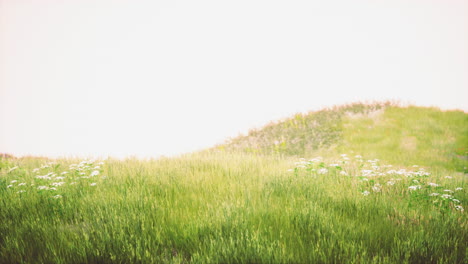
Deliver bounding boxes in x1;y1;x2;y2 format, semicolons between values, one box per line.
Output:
1;103;467;263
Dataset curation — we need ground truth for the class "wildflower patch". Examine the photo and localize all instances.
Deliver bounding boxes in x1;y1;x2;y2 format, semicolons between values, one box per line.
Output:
290;154;465;213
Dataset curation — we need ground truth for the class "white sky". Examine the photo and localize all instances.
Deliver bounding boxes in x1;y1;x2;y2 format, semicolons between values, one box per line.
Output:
1;0;467;158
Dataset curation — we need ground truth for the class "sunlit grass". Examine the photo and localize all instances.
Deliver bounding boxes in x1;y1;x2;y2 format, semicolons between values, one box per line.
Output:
219;103;468;173
1;104;466;263
1;152;466;263
340;106;468;172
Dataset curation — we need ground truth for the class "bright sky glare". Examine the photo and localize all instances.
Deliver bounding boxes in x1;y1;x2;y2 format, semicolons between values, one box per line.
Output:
1;0;467;158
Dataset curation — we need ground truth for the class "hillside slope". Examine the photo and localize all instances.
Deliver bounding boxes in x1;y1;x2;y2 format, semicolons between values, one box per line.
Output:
216;103;468;172
1;103;467;263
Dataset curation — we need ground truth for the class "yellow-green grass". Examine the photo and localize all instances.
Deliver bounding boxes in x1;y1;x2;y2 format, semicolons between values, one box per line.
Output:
0;152;466;263
339;106;468;172
218;103;468;173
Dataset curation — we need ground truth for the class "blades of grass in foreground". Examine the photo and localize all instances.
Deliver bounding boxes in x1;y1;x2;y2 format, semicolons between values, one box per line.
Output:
0;153;466;263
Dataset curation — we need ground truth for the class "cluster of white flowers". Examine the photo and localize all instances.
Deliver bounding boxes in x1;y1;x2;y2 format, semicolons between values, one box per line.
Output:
386;180;396;186
289;154;465;213
5;159;106;199
400;180;464;210
36;173;55;180
317;168;328;175
383;168;430;178
290;155;353;176
441;194;452;199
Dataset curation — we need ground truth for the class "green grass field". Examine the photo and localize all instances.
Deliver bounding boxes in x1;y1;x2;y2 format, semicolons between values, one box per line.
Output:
1;103;467;263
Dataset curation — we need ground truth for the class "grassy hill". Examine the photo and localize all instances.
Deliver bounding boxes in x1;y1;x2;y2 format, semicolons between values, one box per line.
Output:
1;102;467;263
217;102;468;172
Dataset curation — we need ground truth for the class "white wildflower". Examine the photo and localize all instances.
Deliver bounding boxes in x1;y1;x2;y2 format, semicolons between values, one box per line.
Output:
408;185;421;191
10;180;17;183
428;182;439;187
309;157;322;162
55;177;65;180
51;182;65;187
339;171;348;176
361;170;375;177
36;175;52;180
52;195;62;199
18;183;26;186
37;186;49;190
7;185;13;188
455;205;464;212
451;199;460;203
441;194;452;199
90;183;97;186
362;191;370;196
445;176;453;179
17;190;26;193
429;193;439;196
317;168;328;175
50;187;57;191
444;190;454;193
414;170;430;177
387;180;395;186
32;168;40;173
455;187;463;191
